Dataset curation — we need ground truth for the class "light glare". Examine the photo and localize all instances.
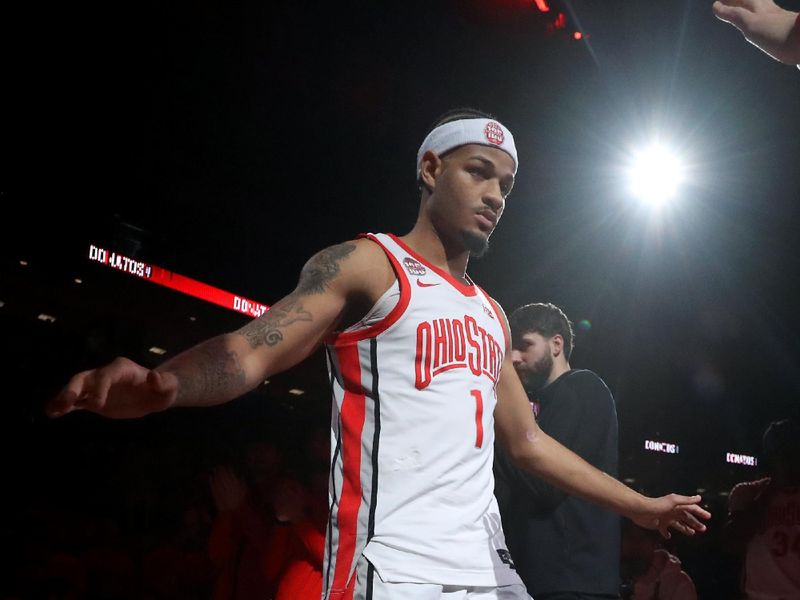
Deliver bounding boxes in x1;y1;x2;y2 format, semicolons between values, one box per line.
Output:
628;145;684;207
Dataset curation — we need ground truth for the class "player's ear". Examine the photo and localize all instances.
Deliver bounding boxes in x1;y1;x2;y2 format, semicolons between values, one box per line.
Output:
550;334;564;358
420;150;443;192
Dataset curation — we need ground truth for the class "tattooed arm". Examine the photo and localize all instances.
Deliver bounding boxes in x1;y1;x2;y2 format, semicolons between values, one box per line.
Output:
46;239;393;419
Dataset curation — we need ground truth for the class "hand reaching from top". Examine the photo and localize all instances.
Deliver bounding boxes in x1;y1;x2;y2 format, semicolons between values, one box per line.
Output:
713;0;800;65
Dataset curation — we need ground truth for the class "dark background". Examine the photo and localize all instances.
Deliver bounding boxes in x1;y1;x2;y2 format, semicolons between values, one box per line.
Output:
3;0;800;595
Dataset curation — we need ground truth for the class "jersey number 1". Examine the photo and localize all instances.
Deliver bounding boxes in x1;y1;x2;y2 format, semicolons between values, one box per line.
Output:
471;390;484;448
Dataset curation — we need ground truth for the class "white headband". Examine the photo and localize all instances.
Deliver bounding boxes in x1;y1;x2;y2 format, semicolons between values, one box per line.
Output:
416;118;518;177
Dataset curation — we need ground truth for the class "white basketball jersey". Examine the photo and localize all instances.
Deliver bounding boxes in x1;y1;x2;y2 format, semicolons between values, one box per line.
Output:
742;485;800;600
322;233;522;596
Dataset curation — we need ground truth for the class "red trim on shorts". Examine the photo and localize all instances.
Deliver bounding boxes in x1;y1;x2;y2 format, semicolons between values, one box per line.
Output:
329;343;367;596
329;234;411;346
387;233;478;297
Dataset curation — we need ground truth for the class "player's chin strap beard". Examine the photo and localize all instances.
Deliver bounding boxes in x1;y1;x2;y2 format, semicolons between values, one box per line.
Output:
463;230;490;258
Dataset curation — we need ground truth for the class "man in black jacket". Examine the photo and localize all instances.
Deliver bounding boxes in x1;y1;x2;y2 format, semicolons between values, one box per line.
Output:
495;302;621;600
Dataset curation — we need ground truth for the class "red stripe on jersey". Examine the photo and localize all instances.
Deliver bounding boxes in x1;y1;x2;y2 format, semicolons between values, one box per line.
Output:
330;343;367;594
471;389;484;448
342;580;355;600
388;233;478;297
330;234;411;345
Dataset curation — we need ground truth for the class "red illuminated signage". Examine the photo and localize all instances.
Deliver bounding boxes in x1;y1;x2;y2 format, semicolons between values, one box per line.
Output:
88;244;269;318
532;0;550;12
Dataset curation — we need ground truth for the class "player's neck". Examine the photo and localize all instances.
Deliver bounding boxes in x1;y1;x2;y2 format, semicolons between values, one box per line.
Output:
401;222;470;282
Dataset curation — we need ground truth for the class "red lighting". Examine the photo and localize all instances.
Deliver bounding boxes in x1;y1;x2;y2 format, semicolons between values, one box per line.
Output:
573;31;583;40
532;0;550;12
87;244;269;318
554;12;566;29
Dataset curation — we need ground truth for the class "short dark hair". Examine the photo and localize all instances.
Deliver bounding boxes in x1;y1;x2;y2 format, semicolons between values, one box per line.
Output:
427;107;496;132
509;302;575;359
418;107;497;194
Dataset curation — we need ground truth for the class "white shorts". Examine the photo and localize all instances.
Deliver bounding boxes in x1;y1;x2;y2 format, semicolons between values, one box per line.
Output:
327;554;532;600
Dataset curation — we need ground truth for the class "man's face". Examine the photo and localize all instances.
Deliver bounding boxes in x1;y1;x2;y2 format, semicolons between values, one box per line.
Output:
425;144;515;257
512;331;555;392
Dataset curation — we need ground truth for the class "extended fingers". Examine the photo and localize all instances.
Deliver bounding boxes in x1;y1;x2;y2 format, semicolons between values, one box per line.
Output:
670;520;694;536
667;504;710;537
683;502;712;522
47;370;92;417
674;506;709;533
713;3;750;27
78;369;113;412
714;0;759;12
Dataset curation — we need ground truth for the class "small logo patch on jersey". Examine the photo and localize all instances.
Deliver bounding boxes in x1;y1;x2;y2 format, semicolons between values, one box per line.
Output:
403;257;427;277
484;121;505;146
482;304;495;319
496;549;516;569
416;280;440;288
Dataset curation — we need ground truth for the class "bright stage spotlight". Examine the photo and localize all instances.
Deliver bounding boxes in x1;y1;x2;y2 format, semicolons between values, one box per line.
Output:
627;144;685;208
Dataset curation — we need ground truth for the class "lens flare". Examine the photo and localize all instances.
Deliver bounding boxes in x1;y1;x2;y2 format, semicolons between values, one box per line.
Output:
627;144;684;207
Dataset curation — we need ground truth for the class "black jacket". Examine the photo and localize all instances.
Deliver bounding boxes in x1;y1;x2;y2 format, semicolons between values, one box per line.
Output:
494;369;620;596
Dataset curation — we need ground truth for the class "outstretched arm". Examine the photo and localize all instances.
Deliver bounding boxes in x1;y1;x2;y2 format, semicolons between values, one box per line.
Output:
713;0;800;65
495;373;616;514
47;240;387;419
492;315;710;538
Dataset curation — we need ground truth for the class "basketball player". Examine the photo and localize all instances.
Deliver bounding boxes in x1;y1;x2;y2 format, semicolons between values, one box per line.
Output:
713;0;800;67
724;418;800;599
47;109;710;600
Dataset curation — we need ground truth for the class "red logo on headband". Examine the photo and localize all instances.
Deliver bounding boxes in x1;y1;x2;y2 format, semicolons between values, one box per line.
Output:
484;121;504;146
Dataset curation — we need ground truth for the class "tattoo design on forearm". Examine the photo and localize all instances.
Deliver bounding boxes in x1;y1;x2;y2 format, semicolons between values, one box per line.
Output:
239;242;356;349
171;337;247;403
240;297;312;348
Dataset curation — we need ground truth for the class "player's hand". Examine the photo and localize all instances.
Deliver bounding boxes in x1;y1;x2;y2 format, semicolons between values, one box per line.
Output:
712;0;800;64
630;494;712;539
46;357;178;419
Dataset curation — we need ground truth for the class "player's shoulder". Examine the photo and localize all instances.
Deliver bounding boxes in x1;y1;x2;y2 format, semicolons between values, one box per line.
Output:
474;288;511;340
730;477;771;497
303;237;387;271
728;477;771;511
300;237;394;296
480;290;508;321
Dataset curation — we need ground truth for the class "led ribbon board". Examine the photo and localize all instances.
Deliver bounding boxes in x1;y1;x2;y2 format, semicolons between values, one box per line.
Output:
88;244;269;318
726;452;758;467
644;440;680;455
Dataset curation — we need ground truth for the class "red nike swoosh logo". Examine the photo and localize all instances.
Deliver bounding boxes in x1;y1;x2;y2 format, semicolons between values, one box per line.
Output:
416;280;440;287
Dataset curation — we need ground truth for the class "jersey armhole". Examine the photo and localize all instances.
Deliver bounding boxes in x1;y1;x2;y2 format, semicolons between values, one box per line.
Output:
327;234;411;346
